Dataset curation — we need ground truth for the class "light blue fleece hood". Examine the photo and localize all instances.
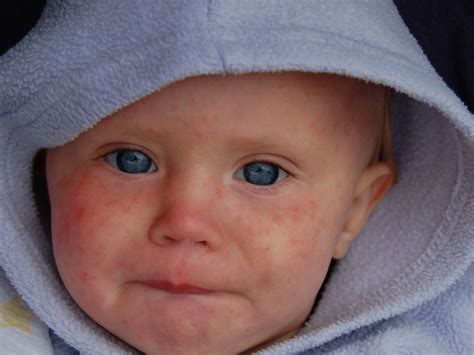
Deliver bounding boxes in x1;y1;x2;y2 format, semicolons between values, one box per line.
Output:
1;1;473;354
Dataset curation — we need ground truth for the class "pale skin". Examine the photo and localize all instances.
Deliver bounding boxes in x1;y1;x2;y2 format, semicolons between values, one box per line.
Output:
46;72;394;354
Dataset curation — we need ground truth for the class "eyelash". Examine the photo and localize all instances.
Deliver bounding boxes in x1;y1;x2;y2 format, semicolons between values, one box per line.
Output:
100;145;158;171
243;181;288;194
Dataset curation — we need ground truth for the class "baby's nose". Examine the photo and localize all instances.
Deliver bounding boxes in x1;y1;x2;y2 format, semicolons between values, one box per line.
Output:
148;166;225;250
148;202;223;251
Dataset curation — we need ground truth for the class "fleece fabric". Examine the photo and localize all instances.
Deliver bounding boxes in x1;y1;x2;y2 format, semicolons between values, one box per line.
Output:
0;1;473;354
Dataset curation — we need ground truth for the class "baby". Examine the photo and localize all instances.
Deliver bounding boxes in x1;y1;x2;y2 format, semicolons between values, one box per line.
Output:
45;72;394;354
2;2;472;354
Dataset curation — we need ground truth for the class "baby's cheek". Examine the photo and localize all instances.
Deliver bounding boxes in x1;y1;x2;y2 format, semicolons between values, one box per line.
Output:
278;200;327;250
50;170;144;285
242;198;329;280
234;197;332;324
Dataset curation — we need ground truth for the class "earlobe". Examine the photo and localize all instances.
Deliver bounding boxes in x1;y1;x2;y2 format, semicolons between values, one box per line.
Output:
332;231;353;259
333;162;394;259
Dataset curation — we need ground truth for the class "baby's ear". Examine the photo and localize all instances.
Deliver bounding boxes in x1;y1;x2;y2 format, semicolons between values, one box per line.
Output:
333;162;394;259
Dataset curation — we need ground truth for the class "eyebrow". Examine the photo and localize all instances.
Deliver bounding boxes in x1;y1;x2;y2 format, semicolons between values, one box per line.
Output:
107;120;304;154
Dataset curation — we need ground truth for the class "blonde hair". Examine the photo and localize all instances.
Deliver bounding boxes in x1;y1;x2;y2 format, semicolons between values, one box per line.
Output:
371;88;396;180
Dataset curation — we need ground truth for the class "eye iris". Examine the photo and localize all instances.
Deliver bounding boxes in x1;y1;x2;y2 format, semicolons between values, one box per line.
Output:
116;150;152;174
243;162;279;185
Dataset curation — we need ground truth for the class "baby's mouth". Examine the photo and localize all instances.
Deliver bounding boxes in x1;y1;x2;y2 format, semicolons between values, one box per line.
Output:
143;280;213;295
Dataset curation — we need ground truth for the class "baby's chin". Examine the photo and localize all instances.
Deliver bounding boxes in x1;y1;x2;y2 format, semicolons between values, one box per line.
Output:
128;319;302;355
122;329;259;355
126;330;301;355
103;304;303;355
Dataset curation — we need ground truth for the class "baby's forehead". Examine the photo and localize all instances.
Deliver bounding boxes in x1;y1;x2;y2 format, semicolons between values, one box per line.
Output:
76;72;383;166
110;72;383;125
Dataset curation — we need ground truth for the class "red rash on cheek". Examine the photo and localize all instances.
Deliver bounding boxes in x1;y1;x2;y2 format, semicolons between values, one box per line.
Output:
79;271;96;284
286;199;318;224
51;168;144;259
73;205;87;225
285;200;327;259
238;197;325;267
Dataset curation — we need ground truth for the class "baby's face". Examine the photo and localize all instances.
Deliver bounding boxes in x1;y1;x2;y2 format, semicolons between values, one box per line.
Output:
47;73;386;354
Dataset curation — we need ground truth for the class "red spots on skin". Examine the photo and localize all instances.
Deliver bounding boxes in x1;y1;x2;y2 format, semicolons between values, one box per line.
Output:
127;263;138;274
230;106;244;122
169;103;179;112
215;186;224;200
74;206;86;225
309;118;326;137
287;206;304;223
79;272;92;283
104;198;121;210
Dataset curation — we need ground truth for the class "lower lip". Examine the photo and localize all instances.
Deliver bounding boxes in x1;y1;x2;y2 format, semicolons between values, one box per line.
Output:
144;281;212;295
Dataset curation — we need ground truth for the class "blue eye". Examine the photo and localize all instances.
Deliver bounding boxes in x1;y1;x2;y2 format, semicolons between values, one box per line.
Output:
105;149;157;174
235;161;288;186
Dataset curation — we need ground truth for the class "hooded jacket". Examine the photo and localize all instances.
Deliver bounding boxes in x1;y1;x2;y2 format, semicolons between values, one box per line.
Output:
1;1;473;354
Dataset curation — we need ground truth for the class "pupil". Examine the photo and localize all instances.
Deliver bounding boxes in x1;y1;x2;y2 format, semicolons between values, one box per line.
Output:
243;162;279;185
116;150;151;174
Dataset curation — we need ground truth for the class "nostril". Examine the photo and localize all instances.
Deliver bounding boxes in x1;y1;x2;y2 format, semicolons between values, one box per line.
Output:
160;235;175;245
153;235;209;247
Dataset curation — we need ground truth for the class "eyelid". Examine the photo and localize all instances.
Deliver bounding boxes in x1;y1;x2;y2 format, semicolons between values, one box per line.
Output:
96;143;159;164
234;154;299;178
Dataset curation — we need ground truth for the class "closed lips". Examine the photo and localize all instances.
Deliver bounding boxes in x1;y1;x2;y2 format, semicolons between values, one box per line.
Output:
143;280;213;294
